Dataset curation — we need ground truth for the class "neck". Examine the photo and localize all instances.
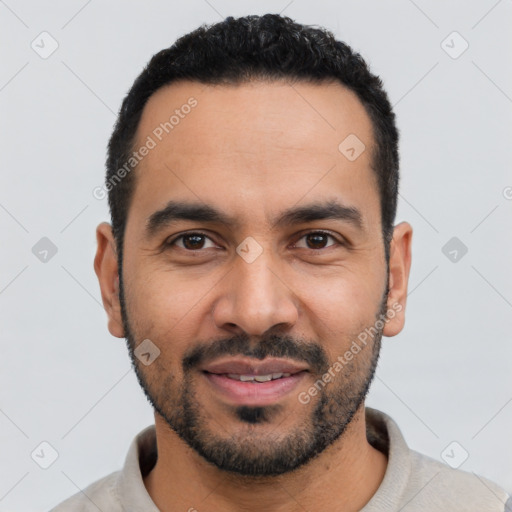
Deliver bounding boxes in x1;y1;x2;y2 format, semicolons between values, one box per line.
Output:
143;404;388;512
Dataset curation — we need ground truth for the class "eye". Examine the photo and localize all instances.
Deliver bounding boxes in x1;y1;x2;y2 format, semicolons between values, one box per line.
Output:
165;230;342;253
294;231;341;250
166;232;217;251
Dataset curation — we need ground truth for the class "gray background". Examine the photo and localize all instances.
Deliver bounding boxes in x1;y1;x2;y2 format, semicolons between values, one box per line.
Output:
1;0;511;510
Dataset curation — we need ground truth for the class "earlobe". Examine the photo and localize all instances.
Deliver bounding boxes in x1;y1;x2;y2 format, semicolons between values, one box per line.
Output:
93;222;125;338
383;222;413;338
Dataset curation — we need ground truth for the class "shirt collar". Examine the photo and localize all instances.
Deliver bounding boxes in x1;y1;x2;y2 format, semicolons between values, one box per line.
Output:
361;407;411;511
117;424;160;511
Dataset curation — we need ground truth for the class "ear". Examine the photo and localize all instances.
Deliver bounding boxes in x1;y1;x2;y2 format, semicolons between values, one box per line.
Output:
383;221;413;337
93;222;125;338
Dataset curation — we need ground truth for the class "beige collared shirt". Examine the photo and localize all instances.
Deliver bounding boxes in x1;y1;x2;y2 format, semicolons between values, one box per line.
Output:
50;407;511;511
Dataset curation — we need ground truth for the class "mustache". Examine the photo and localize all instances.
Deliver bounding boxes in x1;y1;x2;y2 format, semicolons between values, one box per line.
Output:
182;332;330;375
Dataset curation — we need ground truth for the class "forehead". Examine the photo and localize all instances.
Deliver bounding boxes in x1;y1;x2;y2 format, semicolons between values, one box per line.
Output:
128;79;379;234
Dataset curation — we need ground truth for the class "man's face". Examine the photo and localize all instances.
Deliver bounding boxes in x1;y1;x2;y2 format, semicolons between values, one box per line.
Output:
115;80;392;476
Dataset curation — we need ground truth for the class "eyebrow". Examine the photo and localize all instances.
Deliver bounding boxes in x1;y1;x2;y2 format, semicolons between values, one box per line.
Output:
145;199;364;239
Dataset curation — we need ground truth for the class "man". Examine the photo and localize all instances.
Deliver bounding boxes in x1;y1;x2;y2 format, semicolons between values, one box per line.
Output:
52;13;510;512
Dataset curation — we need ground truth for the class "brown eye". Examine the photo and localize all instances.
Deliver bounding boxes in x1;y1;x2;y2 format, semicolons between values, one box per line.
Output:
295;231;339;250
182;234;206;250
167;232;216;251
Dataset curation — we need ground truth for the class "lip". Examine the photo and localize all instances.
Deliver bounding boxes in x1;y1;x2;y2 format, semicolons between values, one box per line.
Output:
201;357;309;376
201;357;309;406
203;371;307;406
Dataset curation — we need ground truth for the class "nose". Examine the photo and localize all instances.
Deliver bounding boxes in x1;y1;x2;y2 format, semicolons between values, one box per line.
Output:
212;249;299;337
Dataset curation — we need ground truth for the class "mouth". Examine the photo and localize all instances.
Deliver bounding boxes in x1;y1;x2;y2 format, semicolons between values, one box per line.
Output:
221;372;293;382
201;358;308;406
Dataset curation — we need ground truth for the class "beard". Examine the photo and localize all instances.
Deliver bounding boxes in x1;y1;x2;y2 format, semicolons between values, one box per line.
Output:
118;270;388;478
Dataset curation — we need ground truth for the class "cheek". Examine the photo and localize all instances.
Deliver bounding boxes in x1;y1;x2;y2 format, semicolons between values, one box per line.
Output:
125;266;217;344
302;271;383;346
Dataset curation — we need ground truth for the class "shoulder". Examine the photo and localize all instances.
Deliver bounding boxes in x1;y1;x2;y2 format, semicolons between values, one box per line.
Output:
365;407;510;511
403;449;510;511
49;470;122;512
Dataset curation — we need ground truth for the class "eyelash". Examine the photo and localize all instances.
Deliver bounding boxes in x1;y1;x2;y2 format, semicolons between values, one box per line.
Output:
165;230;343;252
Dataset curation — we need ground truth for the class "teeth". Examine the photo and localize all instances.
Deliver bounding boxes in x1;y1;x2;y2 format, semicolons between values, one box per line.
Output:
226;372;293;382
254;374;272;382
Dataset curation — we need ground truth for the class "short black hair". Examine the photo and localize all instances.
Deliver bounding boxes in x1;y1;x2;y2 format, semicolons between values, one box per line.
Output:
106;13;399;267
